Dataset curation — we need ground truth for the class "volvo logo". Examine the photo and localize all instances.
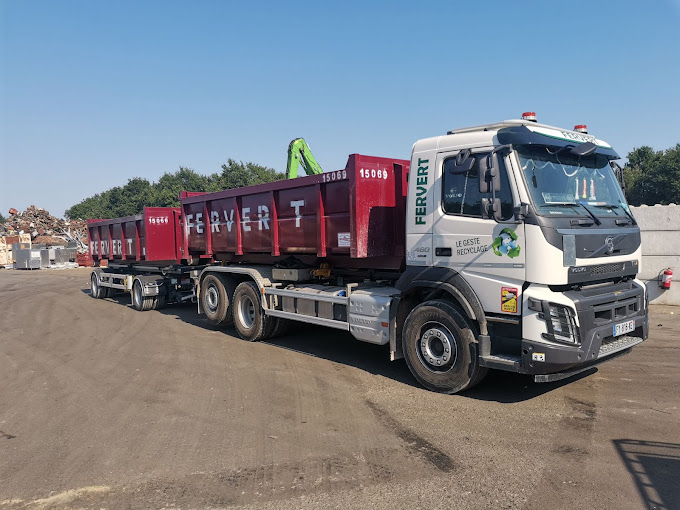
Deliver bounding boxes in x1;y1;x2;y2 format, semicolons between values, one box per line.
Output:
605;236;615;254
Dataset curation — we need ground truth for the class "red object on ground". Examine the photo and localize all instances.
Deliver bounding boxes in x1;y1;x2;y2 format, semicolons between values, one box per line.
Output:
76;252;94;267
8;208;18;215
87;208;182;266
180;154;410;270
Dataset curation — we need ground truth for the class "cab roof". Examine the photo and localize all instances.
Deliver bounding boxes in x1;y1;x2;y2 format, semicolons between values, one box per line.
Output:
413;119;617;158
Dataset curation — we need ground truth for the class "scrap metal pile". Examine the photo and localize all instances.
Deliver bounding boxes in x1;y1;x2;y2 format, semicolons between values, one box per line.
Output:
1;206;89;253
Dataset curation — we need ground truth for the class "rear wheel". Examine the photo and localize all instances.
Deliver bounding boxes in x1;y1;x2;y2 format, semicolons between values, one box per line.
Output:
232;281;276;341
268;317;291;339
402;300;487;394
200;274;236;326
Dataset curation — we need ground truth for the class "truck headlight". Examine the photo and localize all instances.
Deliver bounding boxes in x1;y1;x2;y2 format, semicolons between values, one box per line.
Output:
535;302;580;345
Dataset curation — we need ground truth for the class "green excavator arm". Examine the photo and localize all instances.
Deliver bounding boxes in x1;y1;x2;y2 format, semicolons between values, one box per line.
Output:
286;138;324;179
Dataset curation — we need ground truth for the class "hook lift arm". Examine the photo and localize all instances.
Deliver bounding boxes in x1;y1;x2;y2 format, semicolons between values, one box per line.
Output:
286;138;324;179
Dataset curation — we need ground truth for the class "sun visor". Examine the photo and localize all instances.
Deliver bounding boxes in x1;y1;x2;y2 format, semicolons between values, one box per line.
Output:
497;125;619;159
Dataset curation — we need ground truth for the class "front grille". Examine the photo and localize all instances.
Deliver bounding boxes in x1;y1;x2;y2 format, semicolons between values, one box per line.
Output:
598;335;643;358
593;297;638;324
591;262;625;275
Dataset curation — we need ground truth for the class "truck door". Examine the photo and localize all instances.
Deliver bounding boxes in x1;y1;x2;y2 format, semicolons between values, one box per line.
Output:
432;149;526;317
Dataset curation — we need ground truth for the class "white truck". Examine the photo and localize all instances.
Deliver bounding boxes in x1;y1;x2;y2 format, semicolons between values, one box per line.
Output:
89;112;648;394
397;112;646;392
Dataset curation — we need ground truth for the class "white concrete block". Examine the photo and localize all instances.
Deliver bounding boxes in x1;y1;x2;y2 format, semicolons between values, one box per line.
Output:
639;255;679;280
631;204;680;231
640;231;680;256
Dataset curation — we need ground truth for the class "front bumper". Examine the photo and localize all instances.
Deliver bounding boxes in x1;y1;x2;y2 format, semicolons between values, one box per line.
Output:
521;280;648;376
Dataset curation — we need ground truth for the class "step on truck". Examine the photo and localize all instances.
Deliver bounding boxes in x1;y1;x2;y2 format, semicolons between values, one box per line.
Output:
88;113;648;394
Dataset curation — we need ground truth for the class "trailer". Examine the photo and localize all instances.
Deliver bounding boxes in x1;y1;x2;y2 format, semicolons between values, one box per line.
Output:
89;114;649;394
88;207;196;309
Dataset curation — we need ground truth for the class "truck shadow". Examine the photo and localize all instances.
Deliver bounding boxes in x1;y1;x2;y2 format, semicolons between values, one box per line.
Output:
265;329;595;403
82;289;595;403
153;300;594;403
613;439;680;510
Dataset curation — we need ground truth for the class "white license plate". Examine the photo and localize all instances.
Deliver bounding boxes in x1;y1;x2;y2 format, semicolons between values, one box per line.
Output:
613;320;635;337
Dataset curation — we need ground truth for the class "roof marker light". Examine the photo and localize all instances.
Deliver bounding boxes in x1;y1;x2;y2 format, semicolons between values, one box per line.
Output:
574;125;588;134
521;112;537;122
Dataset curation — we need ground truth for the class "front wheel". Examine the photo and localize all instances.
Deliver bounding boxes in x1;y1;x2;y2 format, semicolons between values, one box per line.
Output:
402;300;487;394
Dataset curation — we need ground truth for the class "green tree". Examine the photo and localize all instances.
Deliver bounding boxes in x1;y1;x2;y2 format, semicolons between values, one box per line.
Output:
149;167;212;208
624;144;680;206
65;161;283;219
0;212;6;224
66;178;153;219
213;159;284;191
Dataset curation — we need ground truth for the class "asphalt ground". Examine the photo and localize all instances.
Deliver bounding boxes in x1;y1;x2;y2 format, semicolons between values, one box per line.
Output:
0;268;678;510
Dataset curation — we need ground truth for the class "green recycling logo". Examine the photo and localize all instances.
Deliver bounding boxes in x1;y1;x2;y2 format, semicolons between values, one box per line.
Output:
492;228;521;258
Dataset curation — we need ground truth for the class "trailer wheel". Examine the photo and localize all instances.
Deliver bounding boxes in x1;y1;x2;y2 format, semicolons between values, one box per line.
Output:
154;295;167;310
402;300;487;394
90;272;106;299
232;281;276;341
200;274;235;326
131;279;154;311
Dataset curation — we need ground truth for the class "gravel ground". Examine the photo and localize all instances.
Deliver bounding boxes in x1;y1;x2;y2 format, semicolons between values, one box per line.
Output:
0;268;678;509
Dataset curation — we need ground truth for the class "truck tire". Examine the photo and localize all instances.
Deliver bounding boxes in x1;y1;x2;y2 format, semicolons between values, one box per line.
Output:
200;274;236;326
269;317;291;339
90;272;106;299
131;279;154;311
232;281;276;342
402;300;487;394
154;295;167;310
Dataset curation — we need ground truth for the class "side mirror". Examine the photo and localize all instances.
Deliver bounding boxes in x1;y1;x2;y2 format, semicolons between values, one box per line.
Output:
479;144;511;193
610;161;626;192
479;153;500;193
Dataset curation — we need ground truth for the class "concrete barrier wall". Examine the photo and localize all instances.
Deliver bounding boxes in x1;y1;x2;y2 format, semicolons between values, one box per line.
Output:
630;204;679;305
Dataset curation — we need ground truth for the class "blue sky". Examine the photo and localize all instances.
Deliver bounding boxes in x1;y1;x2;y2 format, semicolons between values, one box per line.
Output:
1;0;679;217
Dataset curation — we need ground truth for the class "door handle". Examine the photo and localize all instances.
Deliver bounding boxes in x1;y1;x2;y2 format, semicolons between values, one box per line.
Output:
435;247;452;257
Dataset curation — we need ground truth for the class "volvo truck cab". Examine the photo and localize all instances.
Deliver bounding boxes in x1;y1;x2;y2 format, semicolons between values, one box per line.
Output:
402;112;647;389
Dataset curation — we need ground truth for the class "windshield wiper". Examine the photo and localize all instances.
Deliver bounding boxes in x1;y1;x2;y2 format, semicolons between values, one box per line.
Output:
577;203;602;225
540;202;601;225
593;204;637;225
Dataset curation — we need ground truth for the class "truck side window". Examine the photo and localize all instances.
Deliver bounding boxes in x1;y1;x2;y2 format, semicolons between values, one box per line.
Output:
442;153;514;219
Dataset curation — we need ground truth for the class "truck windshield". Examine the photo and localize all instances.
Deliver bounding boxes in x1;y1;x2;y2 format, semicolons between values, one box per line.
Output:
516;145;630;218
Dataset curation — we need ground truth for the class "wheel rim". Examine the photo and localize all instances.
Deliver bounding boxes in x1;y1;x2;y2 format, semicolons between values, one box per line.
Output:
416;322;457;373
205;284;219;313
237;294;255;329
91;274;99;295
